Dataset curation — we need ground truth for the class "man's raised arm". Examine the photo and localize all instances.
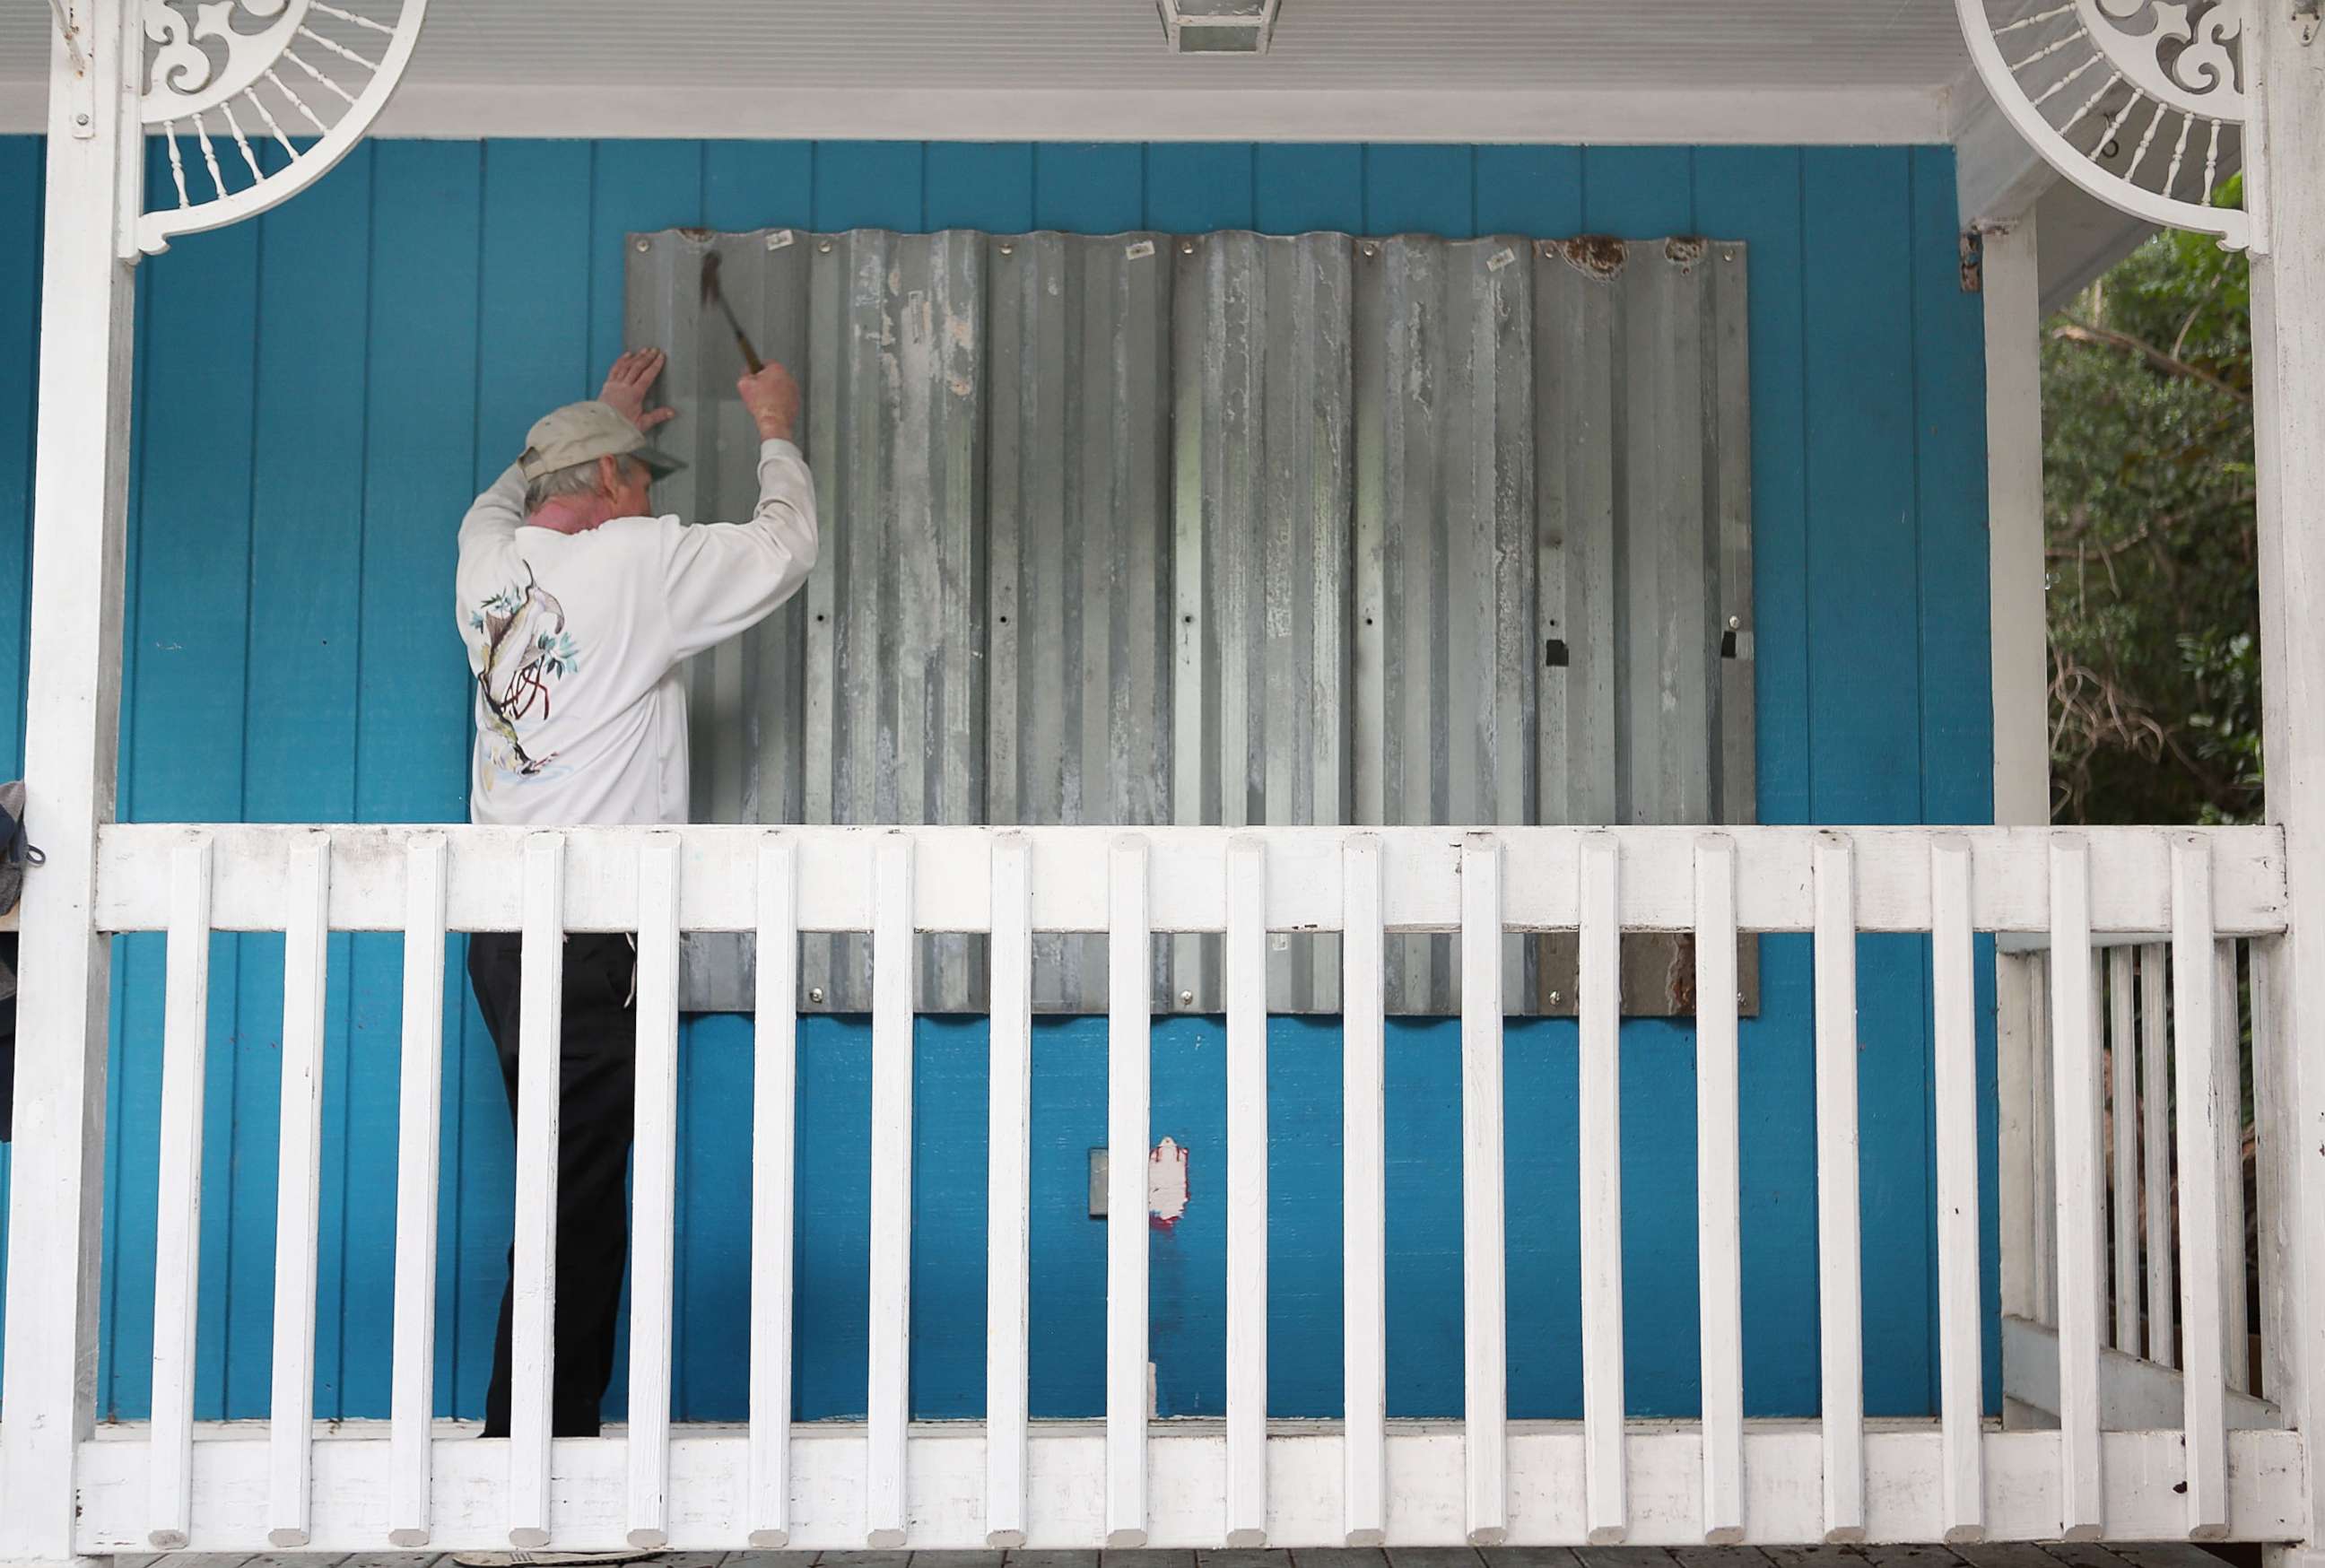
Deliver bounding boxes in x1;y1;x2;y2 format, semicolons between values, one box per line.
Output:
661;360;819;661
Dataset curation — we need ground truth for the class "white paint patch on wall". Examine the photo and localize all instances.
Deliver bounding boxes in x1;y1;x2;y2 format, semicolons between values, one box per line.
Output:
1148;1137;1189;1229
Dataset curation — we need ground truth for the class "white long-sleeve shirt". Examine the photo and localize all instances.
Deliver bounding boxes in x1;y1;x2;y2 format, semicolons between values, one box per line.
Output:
456;439;817;827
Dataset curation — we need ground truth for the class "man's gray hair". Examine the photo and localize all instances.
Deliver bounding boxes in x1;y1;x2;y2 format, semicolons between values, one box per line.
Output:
524;453;638;512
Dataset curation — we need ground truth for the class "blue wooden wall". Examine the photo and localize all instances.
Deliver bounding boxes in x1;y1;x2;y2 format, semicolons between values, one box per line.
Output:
0;137;1999;1426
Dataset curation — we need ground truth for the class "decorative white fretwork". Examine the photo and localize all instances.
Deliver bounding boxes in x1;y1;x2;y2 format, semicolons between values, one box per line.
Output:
1956;0;2258;249
135;0;427;257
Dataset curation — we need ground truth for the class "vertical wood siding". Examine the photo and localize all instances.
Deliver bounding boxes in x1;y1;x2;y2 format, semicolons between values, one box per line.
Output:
0;139;1996;1428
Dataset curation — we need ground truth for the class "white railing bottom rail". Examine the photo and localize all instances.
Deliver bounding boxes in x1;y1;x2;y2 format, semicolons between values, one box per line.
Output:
73;822;2298;1555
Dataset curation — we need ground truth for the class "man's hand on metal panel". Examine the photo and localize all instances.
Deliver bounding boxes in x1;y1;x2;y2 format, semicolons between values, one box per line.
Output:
600;347;676;432
738;360;801;444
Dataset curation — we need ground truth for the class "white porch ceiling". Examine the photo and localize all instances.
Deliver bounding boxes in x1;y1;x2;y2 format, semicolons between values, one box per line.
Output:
4;0;2150;296
300;0;1971;91
4;0;1977;142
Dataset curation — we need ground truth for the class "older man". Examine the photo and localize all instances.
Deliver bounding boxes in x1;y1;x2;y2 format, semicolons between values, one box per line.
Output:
455;348;814;1462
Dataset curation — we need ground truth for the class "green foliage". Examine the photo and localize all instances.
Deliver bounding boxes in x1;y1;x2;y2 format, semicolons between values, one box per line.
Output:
2042;175;2260;824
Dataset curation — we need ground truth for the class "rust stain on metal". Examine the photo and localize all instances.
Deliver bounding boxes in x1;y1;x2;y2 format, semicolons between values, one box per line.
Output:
1664;236;1709;268
1665;932;1698;1013
1558;236;1628;280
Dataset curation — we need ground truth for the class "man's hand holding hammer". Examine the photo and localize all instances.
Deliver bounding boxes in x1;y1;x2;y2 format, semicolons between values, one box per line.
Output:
739;360;802;446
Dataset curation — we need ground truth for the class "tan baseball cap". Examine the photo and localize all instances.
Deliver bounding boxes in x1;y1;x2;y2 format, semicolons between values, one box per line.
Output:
517;399;684;482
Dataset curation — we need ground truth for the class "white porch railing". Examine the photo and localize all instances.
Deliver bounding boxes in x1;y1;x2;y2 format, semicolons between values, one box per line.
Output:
61;821;2304;1554
1996;926;2292;1447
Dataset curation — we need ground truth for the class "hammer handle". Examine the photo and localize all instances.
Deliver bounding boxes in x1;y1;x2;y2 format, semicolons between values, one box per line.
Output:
714;294;764;375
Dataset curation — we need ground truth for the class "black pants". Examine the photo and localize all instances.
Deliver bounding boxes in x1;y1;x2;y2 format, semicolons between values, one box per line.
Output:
468;930;639;1439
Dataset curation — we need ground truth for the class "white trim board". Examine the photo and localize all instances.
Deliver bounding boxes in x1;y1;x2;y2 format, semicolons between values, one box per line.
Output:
0;82;1955;144
72;1421;2310;1552
2001;1314;2286;1433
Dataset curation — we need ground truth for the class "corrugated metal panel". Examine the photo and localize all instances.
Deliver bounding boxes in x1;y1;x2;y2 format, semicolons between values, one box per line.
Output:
1530;236;1760;1015
988;231;1175;1012
1354;235;1537;1013
801;230;988;1010
628;229;811;1010
633;228;989;1013
1171;231;1354;1013
627;227;1752;1016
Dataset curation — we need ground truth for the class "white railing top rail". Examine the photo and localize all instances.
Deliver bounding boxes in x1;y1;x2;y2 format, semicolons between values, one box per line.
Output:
96;822;2288;937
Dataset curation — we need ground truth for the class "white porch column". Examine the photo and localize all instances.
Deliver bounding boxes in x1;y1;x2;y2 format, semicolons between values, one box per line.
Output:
2251;9;2325;1568
1981;213;2052;1350
1984;213;2049;834
0;2;141;1562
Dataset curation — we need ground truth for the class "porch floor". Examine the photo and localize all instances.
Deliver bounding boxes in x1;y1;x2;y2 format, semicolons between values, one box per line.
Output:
110;1544;2245;1568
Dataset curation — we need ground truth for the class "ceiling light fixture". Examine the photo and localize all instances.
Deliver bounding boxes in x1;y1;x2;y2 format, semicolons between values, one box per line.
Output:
1155;0;1280;55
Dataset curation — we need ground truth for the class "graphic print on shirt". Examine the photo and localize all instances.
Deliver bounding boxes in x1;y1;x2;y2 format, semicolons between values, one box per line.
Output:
471;566;581;783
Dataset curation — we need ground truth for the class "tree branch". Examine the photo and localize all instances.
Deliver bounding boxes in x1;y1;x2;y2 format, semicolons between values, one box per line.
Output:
2050;318;2251;405
2042;492;2257;562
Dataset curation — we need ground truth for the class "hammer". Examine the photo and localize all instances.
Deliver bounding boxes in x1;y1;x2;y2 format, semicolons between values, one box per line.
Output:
700;250;764;374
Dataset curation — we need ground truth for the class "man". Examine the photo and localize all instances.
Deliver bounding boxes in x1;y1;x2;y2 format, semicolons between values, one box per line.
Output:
455;349;814;1481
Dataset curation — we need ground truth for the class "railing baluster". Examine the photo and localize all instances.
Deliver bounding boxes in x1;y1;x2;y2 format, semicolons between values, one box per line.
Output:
2110;945;2139;1354
148;836;214;1551
2216;938;2250;1396
1224;834;1269;1546
2173;834;2230;1538
2140;941;2176;1367
2251;936;2288;1404
866;834;916;1548
509;832;566;1549
1812;832;1865;1543
1341;833;1388;1547
1694;834;1743;1546
1579;832;1627;1545
268;832;331;1547
1929;836;1984;1542
1999;949;2042;1327
389;832;448;1548
748;837;799;1547
2033;950;2058;1327
2049;835;2105;1539
985;833;1033;1548
1106;834;1152;1548
627;836;683;1548
1459;832;1508;1546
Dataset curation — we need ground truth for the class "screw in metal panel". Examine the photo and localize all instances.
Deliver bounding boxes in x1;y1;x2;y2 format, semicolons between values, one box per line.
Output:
807;986;825;1004
1361;242;1379;257
999;242;1014;256
1728;614;1742;632
1180;241;1196;256
633;238;649;253
1179;989;1195;1006
819;240;833;253
74;112;91;128
1548;990;1564;1006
